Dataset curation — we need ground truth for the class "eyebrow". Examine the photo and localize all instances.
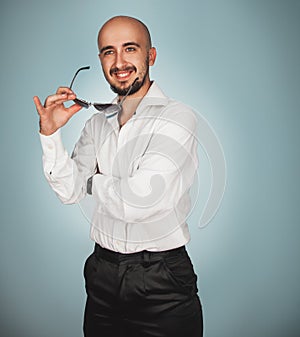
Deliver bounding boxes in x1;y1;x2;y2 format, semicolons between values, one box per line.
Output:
99;42;141;54
123;42;141;48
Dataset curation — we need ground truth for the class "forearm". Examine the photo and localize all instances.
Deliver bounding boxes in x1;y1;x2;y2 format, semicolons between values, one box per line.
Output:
42;153;87;204
91;142;198;223
40;129;95;204
91;173;176;223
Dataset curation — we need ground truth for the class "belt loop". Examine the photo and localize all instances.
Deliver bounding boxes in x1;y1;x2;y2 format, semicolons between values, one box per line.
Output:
142;250;151;266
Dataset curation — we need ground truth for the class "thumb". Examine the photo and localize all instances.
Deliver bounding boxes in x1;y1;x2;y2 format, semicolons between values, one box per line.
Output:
66;103;83;118
33;96;44;116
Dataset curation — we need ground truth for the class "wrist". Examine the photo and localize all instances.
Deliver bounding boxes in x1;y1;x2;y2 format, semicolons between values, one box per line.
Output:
39;121;58;136
39;130;55;136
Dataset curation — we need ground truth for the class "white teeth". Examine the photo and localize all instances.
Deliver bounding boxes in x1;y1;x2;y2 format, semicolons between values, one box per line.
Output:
117;72;130;78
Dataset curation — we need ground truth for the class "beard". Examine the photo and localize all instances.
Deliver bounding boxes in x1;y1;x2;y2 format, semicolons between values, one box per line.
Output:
110;72;148;96
108;56;150;96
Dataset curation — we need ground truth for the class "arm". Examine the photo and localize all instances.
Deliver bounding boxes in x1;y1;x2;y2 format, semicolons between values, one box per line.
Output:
40;117;98;204
91;107;198;223
35;87;97;204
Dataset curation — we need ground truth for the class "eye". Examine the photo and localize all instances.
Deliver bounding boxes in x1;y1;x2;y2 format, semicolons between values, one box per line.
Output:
103;50;114;56
126;46;136;52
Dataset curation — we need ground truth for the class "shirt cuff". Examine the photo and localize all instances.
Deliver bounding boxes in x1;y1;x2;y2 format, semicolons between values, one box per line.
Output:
39;129;66;161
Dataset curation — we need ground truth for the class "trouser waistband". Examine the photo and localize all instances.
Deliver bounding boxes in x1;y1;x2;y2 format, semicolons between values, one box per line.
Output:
94;243;186;265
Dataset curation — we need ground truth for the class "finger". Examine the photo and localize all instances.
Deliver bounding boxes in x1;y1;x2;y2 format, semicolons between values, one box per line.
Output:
44;92;76;107
56;87;75;95
33;96;44;116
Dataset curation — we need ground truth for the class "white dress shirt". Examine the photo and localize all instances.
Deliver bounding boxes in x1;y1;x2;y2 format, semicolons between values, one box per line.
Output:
40;82;198;253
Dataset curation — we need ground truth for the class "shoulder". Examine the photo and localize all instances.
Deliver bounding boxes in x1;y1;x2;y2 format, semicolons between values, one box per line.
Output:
84;112;108;130
145;82;198;131
86;112;107;125
149;82;197;128
79;112;111;142
160;98;198;133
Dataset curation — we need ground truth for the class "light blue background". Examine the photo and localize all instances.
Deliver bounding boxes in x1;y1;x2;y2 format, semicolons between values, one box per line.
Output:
0;1;299;336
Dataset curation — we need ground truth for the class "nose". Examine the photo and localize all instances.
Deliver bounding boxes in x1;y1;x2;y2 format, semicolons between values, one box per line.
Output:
114;50;126;69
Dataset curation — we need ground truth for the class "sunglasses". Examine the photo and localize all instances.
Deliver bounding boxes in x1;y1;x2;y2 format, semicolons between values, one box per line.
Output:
69;66;138;114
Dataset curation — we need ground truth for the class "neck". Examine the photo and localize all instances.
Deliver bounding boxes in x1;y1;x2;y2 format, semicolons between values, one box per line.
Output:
118;78;152;127
118;96;143;127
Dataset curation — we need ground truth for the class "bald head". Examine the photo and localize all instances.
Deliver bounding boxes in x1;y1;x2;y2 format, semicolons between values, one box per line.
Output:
98;16;152;51
97;16;156;98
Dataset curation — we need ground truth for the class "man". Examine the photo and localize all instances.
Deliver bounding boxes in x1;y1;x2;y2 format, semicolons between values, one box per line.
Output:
34;16;203;337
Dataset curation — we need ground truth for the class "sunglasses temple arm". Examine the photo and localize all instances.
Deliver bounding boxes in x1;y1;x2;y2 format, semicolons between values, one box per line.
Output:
69;66;90;89
119;77;139;106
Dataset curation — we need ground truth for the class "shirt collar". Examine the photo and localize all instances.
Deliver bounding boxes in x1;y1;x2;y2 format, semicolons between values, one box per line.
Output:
139;81;169;107
107;81;168;118
137;82;169;114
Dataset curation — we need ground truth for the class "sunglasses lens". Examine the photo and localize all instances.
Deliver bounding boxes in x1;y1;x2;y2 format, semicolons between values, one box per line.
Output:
74;98;90;109
93;104;121;115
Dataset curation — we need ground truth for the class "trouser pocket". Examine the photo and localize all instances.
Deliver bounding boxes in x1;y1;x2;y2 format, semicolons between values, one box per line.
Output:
162;252;198;294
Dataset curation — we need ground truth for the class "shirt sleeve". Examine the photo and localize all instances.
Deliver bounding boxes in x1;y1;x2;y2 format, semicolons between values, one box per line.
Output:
39;118;97;204
92;106;199;224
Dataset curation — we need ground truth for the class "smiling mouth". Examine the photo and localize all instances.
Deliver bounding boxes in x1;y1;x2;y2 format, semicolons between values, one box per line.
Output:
110;67;136;81
116;71;132;80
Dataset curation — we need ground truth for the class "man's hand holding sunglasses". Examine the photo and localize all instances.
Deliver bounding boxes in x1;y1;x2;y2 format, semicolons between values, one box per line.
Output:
33;87;82;136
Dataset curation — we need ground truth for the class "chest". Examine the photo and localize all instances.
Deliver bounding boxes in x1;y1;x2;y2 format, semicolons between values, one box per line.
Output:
96;114;157;177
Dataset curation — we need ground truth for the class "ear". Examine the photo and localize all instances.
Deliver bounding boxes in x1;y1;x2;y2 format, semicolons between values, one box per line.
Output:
98;53;105;68
148;47;157;66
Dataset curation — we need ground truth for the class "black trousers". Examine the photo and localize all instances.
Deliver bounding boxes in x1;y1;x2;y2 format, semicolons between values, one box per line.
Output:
83;244;203;337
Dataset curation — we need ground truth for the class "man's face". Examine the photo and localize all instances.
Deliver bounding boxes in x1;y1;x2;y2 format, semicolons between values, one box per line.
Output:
98;19;156;96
